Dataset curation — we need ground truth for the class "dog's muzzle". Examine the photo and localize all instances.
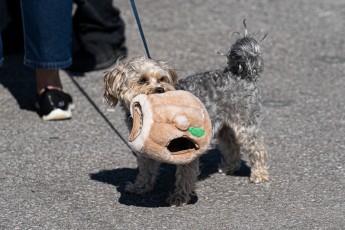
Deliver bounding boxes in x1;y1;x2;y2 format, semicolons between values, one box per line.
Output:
154;87;165;93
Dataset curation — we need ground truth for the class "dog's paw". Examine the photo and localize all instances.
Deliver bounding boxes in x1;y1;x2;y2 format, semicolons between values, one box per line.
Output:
124;182;153;195
167;193;191;206
250;169;269;183
218;162;241;175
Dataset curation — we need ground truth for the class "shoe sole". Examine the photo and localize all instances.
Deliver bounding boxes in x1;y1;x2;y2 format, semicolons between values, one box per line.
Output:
42;104;75;121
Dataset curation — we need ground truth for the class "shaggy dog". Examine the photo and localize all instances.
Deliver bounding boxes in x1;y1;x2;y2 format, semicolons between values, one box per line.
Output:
104;22;268;206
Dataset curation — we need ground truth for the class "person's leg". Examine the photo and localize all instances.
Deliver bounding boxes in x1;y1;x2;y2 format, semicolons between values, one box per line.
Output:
69;0;127;72
73;0;125;46
0;35;3;68
21;0;74;120
21;0;73;69
0;0;9;67
35;69;62;95
21;0;72;93
1;0;24;56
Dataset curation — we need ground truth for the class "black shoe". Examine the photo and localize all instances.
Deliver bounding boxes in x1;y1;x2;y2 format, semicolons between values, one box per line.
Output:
35;88;74;121
67;43;127;72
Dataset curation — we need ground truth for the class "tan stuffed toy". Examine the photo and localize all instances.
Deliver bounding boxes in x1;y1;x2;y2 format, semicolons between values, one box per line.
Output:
128;90;212;165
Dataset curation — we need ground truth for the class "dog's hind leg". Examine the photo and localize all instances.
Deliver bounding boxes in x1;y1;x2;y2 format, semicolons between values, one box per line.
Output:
241;131;269;183
167;159;199;206
218;124;242;175
125;156;160;194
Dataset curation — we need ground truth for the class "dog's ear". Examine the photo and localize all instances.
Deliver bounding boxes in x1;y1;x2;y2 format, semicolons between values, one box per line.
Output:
103;64;126;107
157;61;179;85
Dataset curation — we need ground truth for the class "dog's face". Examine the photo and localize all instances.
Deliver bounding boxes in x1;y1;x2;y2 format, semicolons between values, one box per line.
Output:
104;57;178;109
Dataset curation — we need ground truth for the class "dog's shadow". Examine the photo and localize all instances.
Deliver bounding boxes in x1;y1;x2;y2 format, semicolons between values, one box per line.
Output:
90;149;250;207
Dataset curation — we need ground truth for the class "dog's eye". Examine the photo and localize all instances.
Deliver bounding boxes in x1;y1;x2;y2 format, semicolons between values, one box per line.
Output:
159;76;169;83
139;78;148;84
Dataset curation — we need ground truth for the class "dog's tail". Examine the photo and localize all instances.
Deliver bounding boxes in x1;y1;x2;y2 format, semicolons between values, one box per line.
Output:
227;20;266;81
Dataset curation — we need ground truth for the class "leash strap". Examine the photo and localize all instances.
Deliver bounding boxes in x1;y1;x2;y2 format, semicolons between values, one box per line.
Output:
130;0;151;59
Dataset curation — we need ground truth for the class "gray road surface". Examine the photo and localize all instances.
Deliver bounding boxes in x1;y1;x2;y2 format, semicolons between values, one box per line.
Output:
1;0;345;229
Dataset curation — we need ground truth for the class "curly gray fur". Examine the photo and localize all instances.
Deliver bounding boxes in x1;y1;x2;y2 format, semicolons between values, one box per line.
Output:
227;36;263;81
177;22;269;184
227;19;265;81
177;35;263;131
105;21;269;206
177;69;262;130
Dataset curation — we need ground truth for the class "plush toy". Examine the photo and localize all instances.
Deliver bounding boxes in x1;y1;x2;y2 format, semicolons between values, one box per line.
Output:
128;90;212;165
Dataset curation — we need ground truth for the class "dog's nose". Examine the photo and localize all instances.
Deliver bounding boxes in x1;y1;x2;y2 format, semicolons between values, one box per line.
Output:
154;87;165;93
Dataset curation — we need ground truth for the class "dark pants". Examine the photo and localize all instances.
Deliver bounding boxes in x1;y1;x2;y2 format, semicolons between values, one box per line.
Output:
1;0;126;70
73;0;126;52
0;0;72;69
70;0;126;71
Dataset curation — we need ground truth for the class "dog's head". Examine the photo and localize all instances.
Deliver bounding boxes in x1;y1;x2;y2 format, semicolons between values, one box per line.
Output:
104;57;178;108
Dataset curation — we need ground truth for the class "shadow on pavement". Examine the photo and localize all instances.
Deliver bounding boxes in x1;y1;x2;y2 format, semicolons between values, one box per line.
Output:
0;55;36;111
66;72;133;151
90;149;250;207
198;149;251;180
90;164;177;207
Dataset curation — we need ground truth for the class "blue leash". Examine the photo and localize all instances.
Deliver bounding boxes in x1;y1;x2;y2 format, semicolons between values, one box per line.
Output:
130;0;151;59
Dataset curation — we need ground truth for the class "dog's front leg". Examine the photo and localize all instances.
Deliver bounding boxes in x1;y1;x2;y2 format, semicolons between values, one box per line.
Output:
125;156;160;195
167;159;199;206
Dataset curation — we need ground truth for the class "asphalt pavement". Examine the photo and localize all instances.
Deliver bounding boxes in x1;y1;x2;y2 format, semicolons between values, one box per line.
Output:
1;0;345;229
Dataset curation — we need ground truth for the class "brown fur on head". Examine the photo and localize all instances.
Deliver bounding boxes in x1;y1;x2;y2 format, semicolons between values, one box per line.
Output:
104;57;179;109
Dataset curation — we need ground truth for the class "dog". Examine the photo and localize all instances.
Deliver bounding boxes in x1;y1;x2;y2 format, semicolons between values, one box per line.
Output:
103;23;269;206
